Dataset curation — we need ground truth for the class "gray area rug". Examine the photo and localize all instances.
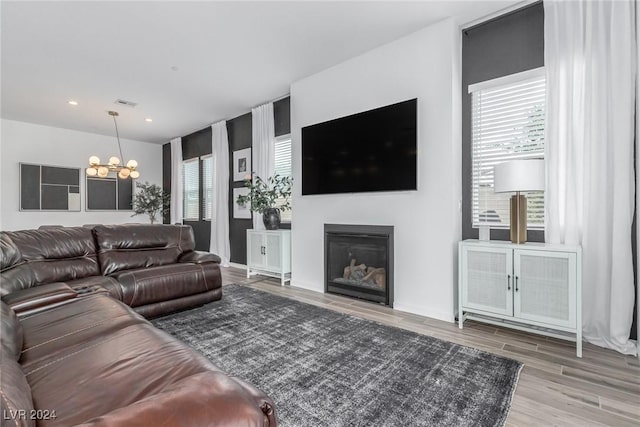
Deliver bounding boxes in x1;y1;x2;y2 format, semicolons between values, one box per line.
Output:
152;284;522;427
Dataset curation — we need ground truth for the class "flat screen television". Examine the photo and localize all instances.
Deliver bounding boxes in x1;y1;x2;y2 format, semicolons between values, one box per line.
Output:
302;98;417;196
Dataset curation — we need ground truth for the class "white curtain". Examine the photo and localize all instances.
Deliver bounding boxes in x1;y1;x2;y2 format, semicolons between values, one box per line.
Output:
210;122;230;266
169;137;183;225
544;0;637;355
251;102;275;230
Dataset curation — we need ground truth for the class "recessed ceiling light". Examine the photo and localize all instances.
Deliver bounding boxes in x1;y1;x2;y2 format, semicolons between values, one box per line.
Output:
68;100;78;106
144;118;153;122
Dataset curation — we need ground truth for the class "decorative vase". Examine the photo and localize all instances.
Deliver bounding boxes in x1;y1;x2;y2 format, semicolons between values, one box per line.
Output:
262;208;281;230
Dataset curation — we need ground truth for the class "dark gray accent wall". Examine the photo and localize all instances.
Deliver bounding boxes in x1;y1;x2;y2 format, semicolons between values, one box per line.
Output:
274;97;291;138
462;2;544;242
162;143;171;224
162;96;291;263
228;113;253;264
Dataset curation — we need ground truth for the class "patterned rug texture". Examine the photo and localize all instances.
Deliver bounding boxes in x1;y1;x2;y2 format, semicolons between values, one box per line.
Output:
152;284;522;427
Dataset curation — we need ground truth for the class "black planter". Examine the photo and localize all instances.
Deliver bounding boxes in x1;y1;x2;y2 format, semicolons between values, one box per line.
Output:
262;208;281;230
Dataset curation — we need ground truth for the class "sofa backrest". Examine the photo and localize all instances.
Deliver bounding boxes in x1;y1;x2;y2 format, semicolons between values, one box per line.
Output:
93;224;196;276
0;228;100;296
1;233;33;296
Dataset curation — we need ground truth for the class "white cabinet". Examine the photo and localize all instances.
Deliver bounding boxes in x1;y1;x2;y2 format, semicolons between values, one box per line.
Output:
459;240;582;357
247;230;291;286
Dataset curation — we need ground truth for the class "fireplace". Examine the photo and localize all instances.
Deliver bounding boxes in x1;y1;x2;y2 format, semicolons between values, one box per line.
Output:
324;224;393;306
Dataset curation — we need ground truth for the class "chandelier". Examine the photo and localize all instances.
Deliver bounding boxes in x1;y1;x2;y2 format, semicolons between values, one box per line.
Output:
86;111;139;179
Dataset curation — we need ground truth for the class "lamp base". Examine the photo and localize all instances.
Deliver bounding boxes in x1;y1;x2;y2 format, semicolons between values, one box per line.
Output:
510;194;527;244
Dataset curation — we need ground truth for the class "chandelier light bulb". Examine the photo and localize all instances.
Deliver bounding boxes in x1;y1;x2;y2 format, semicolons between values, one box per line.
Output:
86;167;98;177
108;156;120;166
126;159;138;169
89;156;100;166
118;168;131;179
97;166;109;178
130;170;140;179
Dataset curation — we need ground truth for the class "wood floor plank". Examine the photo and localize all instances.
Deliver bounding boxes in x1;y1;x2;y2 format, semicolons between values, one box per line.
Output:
220;267;638;425
599;396;640;422
516;382;637;427
561;366;640;396
510;394;601;427
522;365;639;406
504;343;640;388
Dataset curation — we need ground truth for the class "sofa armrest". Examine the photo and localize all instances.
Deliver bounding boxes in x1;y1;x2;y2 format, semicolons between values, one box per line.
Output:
2;282;77;315
178;251;221;265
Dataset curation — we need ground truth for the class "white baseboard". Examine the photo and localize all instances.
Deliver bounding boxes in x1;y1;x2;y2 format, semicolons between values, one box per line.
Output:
289;280;323;293
393;302;455;323
228;262;247;269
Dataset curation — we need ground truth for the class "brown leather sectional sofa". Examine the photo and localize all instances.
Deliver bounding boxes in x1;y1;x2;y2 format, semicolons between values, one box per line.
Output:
1;224;222;318
0;224;277;426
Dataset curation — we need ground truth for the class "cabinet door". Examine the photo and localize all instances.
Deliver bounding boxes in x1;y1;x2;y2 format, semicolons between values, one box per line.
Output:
461;246;513;316
247;232;266;269
264;233;282;271
514;250;576;328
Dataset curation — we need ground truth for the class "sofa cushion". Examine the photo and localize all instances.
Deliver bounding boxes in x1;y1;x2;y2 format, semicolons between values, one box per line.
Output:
19;295;147;369
1;233;22;271
2;283;77;316
93;224;196;276
111;263;219;308
1;228;100;295
1;301;22;360
0;359;36;427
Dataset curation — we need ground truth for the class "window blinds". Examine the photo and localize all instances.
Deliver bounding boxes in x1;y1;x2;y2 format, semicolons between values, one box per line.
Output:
471;70;545;228
182;159;199;220
274;135;292;222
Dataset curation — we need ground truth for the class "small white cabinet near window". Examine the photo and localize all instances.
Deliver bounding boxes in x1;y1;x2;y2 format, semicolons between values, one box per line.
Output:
247;230;291;286
458;240;582;357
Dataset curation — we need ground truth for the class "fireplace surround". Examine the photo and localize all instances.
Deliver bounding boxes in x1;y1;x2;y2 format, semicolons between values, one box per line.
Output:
324;224;394;306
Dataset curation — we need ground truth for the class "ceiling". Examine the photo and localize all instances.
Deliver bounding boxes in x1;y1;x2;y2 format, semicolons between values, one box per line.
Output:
1;1;520;144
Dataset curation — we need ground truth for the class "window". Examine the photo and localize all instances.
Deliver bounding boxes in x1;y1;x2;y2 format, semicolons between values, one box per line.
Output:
274;134;292;222
470;68;545;229
183;158;199;220
202;155;213;220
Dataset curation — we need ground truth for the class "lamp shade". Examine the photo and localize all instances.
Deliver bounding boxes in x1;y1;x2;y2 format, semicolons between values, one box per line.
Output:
493;159;544;193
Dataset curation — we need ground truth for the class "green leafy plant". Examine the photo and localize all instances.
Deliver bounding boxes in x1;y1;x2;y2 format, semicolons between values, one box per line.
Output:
236;173;292;213
131;182;170;224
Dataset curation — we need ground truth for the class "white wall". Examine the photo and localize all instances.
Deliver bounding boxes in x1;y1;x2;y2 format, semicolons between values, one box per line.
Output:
290;19;462;322
0;119;163;230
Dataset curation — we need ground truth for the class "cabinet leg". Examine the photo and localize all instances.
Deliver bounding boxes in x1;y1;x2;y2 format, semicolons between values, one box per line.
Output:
458;312;464;329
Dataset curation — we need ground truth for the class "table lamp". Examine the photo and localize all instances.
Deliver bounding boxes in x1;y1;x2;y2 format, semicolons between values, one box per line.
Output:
493;159;544;244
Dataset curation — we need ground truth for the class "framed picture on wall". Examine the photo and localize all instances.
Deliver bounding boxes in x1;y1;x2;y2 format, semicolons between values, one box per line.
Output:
233;187;251;219
85;171;133;211
233;148;251;182
20;163;81;211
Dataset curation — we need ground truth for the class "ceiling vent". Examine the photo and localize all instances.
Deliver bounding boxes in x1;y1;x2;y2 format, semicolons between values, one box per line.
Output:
114;99;138;108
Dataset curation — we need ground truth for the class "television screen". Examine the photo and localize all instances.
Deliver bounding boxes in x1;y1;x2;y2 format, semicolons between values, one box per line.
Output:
302;98;417;196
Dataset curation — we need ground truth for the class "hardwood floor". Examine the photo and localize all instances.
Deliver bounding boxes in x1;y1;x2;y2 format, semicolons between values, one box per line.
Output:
221;266;639;427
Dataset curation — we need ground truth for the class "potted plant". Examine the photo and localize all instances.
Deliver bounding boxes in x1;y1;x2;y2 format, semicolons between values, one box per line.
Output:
131;182;170;224
236;173;292;229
